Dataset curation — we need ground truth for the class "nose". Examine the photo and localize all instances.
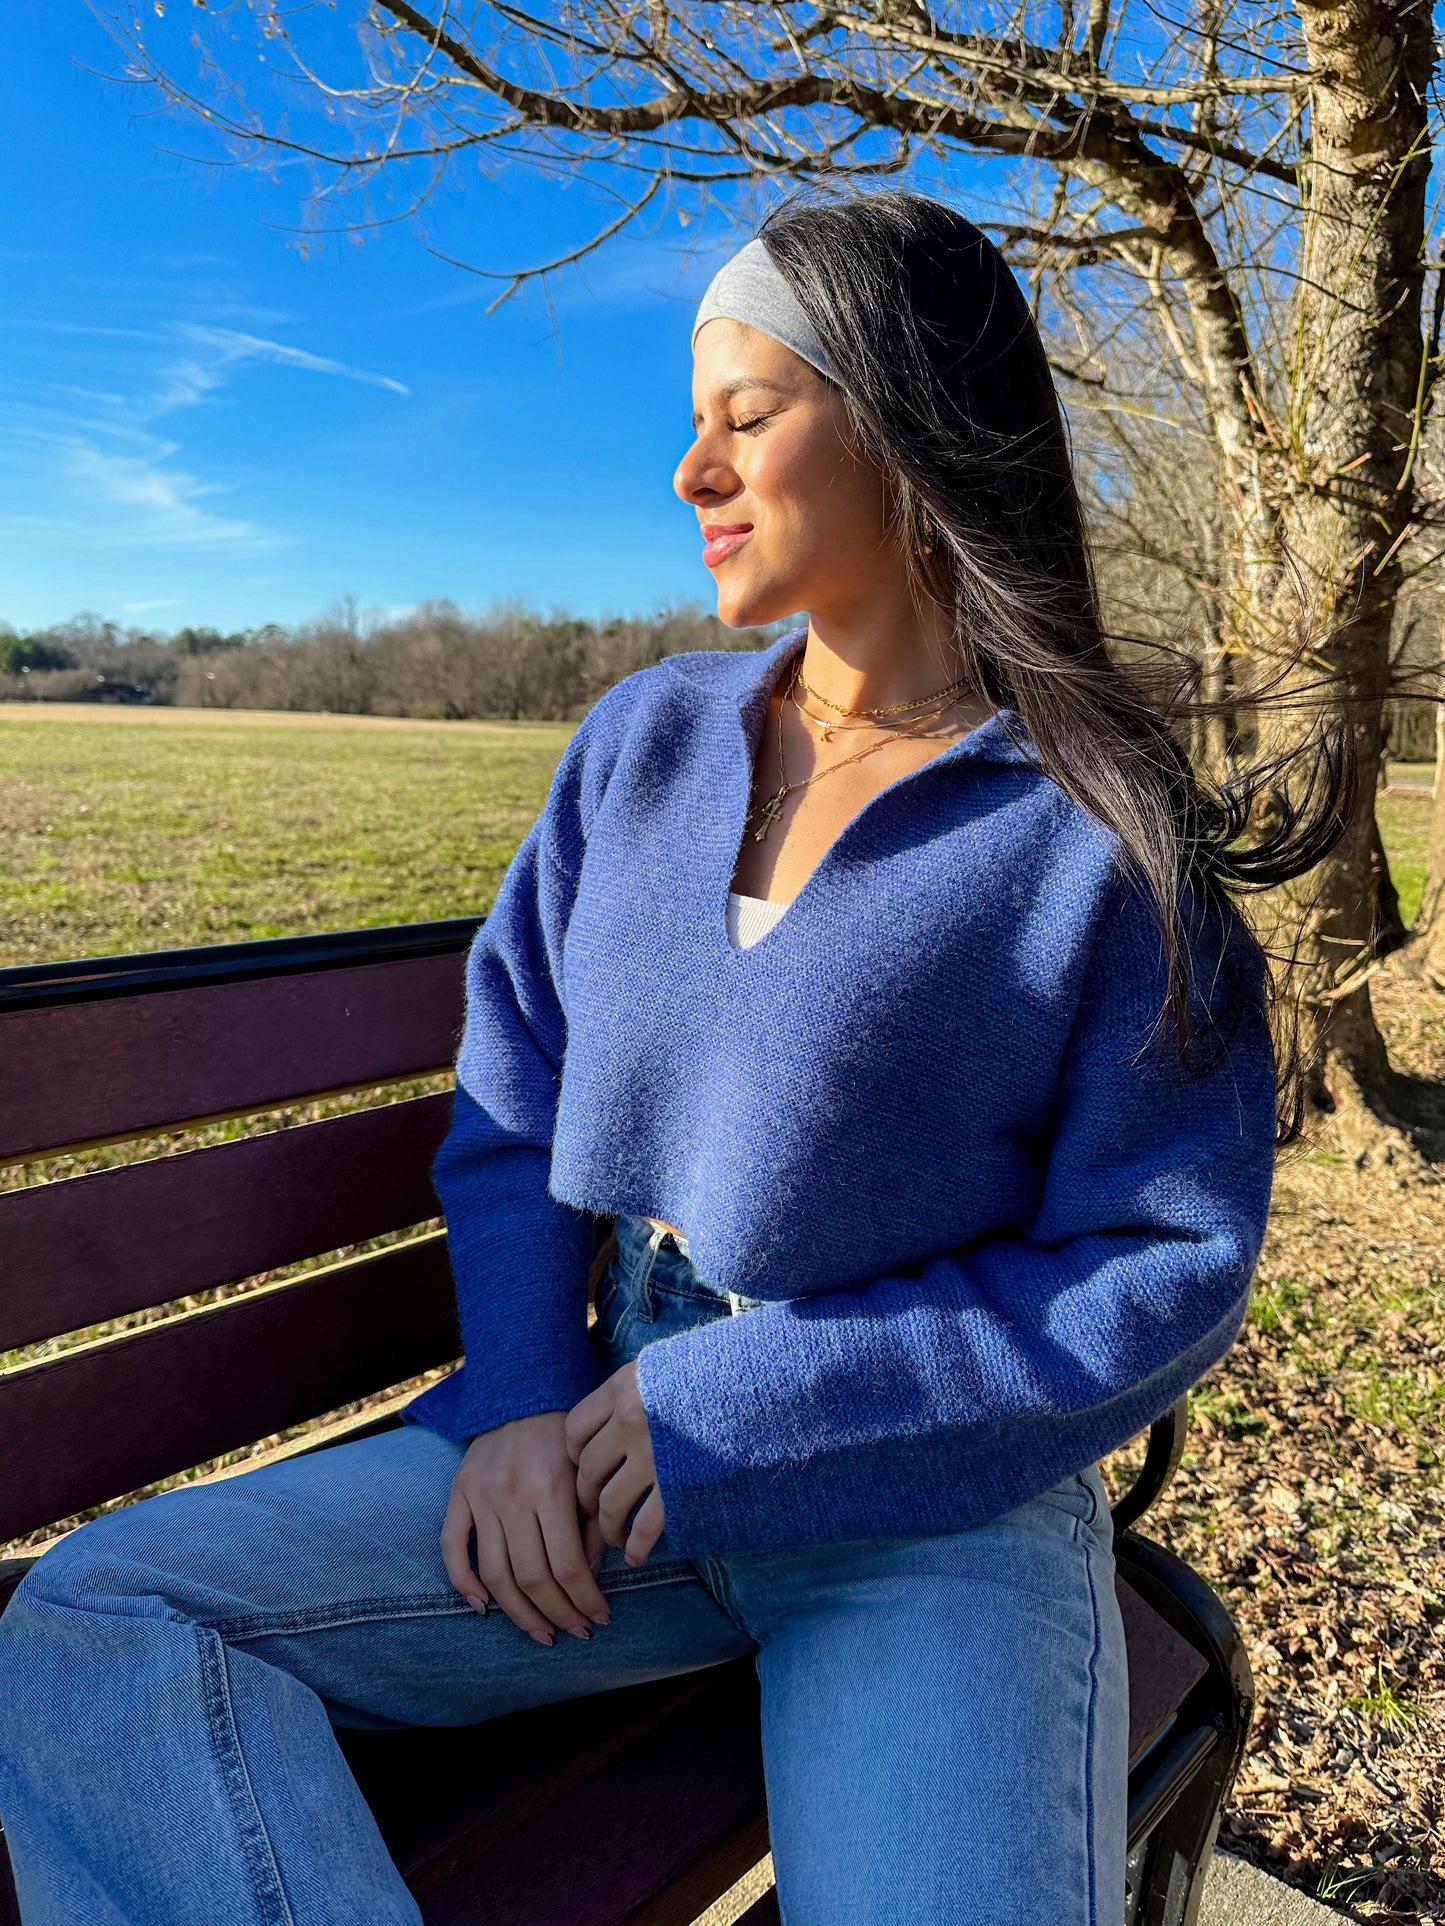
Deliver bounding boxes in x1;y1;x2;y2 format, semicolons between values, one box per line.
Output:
673;431;740;510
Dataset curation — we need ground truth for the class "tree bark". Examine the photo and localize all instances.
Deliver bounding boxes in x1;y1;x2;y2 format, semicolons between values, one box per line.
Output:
1412;647;1445;976
1017;5;1436;1153
1259;0;1438;1161
1371;812;1408;954
1418;797;1445;990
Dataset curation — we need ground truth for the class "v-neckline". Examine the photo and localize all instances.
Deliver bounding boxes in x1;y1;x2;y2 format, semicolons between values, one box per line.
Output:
717;630;1017;955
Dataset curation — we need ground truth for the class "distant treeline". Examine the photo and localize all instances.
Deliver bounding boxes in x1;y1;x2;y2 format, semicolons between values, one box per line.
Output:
0;603;781;721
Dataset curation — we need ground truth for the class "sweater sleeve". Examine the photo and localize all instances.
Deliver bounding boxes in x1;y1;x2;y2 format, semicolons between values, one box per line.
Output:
636;873;1279;1555
404;723;602;1442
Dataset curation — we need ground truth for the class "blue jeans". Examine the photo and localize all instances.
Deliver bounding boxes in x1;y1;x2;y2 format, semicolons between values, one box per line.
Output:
0;1215;1128;1925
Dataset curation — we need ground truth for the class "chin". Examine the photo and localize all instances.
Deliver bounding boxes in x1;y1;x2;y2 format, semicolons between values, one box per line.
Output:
713;573;799;631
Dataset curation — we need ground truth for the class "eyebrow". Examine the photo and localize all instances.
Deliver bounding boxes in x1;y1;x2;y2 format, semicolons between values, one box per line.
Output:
691;376;790;429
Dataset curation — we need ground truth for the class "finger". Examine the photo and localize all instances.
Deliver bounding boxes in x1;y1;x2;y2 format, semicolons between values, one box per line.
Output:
538;1497;611;1627
582;1511;607;1578
502;1510;594;1640
597;1460;650;1549
575;1425;628;1517
440;1486;490;1610
472;1514;560;1647
563;1387;611;1467
625;1488;666;1568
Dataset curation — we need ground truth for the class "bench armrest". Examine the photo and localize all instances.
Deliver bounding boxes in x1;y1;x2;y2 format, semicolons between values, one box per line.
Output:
1108;1394;1189;1534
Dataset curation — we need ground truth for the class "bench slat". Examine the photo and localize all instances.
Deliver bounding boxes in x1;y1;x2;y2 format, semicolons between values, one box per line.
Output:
0;1094;453;1351
0;1236;461;1542
733;1894;781;1925
0;953;466;1166
341;1671;726;1895
1118;1575;1208;1765
412;1670;767;1926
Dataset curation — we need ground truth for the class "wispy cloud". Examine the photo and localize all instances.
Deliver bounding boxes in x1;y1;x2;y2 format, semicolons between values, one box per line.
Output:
395;225;729;323
60;439;273;550
172;326;411;401
0;297;411;563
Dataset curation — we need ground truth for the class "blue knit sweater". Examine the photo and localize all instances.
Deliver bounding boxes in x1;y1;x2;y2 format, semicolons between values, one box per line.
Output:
407;628;1278;1555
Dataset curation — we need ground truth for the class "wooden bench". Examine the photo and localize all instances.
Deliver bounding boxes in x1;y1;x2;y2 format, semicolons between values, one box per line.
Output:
0;920;1256;1926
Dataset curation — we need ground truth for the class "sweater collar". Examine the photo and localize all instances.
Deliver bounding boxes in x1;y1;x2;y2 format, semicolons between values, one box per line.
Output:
663;624;1041;771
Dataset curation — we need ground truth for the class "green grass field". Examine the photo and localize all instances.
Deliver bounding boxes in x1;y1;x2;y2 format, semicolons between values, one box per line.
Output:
1380;764;1434;927
0;704;574;967
3;706;1442;1914
0;702;1436;966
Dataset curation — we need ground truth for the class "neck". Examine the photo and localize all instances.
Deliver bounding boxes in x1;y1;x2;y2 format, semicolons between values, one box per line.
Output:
799;596;967;713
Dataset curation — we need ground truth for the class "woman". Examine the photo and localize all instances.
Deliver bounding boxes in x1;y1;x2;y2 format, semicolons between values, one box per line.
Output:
0;192;1335;1925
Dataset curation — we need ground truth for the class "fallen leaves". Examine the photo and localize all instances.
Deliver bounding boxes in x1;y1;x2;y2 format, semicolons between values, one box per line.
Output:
1103;958;1445;1923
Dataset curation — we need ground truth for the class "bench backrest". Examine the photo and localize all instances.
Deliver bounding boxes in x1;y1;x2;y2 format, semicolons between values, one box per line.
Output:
0;922;1256;1926
0;920;479;1556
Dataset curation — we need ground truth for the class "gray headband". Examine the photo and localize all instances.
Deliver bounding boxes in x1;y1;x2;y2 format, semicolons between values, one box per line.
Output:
692;238;836;383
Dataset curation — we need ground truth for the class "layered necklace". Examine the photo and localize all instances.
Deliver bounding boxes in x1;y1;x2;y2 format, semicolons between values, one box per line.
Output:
745;656;974;843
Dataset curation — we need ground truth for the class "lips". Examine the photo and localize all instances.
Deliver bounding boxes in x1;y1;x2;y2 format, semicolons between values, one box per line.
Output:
701;523;753;568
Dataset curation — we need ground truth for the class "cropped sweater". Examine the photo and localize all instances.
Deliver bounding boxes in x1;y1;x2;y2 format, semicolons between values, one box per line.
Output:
406;627;1279;1556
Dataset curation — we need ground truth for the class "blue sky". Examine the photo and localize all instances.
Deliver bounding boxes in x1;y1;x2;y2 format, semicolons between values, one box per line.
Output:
3;11;776;632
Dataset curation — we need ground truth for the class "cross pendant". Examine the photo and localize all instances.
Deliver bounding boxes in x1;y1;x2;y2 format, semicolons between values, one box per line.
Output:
751;791;787;840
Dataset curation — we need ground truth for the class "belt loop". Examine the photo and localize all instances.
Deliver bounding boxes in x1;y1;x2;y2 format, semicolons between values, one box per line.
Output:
633;1221;664;1321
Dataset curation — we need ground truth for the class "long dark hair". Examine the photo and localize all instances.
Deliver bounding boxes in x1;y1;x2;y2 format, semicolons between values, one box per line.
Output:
760;189;1356;1146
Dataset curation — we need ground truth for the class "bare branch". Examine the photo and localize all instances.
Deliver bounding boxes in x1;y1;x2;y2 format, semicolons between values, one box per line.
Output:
424;174;665;311
828;7;1309;109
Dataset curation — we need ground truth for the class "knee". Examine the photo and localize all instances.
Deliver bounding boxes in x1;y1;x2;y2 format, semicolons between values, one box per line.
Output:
0;1554;94;1748
0;1511;190;1747
3;1498;184;1625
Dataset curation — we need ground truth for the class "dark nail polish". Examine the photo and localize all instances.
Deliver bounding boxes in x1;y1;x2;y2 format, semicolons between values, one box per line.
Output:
568;1625;592;1641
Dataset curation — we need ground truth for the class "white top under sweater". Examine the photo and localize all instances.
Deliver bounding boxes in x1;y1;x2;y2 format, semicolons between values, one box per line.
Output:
726;890;789;949
651;893;788;1253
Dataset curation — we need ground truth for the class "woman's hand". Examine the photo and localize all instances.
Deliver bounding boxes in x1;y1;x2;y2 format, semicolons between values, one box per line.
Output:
441;1412;612;1646
565;1361;665;1567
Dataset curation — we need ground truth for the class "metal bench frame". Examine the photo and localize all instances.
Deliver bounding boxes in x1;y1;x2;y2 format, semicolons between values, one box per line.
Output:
0;920;1253;1926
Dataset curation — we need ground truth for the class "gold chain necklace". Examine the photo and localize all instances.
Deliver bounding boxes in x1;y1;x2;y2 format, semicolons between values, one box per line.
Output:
745;660;962;843
797;665;974;720
789;677;963;743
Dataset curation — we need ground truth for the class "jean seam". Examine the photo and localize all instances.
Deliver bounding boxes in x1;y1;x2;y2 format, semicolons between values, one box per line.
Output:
635;1234;660;1320
651;1280;730;1308
694;1557;756;1642
217;1592;473;1642
222;1569;702;1635
1078;1513;1103;1926
597;1298;639;1355
597;1561;702;1596
1086;1465;1103;1529
197;1625;296;1926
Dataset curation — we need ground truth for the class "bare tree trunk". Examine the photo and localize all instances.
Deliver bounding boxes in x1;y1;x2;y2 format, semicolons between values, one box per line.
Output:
1256;0;1437;1162
1413;649;1445;975
1371;812;1408;954
1198;583;1238;782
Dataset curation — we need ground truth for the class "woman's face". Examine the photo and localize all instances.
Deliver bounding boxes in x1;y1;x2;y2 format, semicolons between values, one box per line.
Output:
674;319;903;630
